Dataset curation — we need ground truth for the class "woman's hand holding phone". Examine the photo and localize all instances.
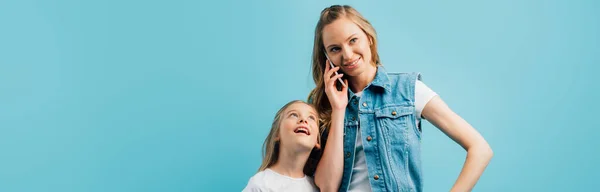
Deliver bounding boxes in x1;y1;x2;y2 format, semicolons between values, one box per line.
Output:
323;59;348;111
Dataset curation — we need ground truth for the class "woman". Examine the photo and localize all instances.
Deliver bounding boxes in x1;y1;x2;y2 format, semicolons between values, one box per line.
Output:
309;5;493;192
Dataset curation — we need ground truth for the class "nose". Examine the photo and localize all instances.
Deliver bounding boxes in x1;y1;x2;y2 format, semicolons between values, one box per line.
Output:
342;46;353;63
298;118;308;124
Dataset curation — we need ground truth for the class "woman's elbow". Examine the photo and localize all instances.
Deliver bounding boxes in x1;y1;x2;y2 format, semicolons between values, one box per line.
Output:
468;142;493;160
477;143;494;160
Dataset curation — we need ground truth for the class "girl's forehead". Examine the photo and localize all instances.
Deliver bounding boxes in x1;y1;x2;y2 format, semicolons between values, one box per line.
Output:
285;103;317;114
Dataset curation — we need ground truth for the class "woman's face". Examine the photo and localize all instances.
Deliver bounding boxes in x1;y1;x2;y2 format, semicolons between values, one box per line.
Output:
322;18;374;77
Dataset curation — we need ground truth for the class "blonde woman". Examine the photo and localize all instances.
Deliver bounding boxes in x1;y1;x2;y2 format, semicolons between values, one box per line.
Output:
310;5;494;192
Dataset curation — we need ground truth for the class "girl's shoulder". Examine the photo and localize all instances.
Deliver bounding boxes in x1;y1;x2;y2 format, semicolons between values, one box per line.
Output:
242;170;268;192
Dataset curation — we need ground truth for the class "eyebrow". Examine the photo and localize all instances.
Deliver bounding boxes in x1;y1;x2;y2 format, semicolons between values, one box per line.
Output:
286;109;318;117
325;33;357;50
286;110;297;115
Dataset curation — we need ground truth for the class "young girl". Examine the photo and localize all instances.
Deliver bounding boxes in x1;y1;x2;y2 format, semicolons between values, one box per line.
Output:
310;5;494;192
242;100;324;192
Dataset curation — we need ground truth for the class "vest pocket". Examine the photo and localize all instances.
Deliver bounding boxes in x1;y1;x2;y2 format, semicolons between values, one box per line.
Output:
374;106;414;145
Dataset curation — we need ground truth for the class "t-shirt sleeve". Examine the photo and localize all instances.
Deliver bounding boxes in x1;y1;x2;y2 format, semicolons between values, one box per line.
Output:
415;80;438;120
242;181;266;192
241;174;266;192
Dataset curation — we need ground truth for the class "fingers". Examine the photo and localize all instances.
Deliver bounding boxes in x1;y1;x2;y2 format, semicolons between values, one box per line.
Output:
342;79;349;92
324;60;346;93
328;74;344;88
323;60;341;81
327;66;341;79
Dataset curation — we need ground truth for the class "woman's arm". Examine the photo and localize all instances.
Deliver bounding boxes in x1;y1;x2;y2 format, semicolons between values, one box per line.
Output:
314;63;348;192
422;96;493;192
314;109;345;192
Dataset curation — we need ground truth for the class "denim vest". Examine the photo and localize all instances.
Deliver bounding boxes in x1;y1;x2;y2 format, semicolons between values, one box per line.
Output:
339;67;422;192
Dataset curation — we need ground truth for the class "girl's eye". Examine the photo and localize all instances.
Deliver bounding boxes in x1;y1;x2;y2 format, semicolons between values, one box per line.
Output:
350;38;357;44
309;115;317;121
289;113;298;118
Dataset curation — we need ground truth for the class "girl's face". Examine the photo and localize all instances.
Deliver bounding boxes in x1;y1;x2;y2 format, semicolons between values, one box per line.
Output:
278;103;319;152
322;18;374;77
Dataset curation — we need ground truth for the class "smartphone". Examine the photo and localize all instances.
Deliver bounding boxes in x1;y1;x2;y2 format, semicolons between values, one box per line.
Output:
323;51;347;87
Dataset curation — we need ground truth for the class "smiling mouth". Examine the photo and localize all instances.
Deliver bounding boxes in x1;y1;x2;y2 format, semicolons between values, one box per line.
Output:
343;56;361;67
293;126;310;135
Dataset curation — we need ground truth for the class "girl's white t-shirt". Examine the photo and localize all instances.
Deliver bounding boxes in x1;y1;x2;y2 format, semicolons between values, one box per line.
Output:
242;168;319;192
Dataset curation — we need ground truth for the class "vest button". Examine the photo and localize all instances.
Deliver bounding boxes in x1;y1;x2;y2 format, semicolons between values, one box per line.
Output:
346;152;351;158
352;117;356;121
392;111;397;116
362;102;367;107
374;175;379;180
366;136;372;141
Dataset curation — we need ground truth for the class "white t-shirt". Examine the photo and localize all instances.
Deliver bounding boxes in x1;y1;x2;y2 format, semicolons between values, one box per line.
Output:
242;168;319;192
348;80;437;192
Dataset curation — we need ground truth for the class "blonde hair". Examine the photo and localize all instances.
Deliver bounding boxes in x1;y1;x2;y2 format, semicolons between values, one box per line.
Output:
308;5;380;132
258;100;322;176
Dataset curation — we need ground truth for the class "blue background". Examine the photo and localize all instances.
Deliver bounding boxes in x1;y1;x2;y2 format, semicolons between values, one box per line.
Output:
1;0;599;191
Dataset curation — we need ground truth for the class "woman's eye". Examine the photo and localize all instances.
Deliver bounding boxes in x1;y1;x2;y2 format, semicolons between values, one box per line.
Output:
330;47;340;53
350;38;357;43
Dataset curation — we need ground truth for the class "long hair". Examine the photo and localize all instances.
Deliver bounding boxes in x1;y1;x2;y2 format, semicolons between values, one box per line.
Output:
307;5;380;133
258;100;322;176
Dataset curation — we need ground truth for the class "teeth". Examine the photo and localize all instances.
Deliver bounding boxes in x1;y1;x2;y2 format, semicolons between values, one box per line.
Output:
295;127;309;135
346;57;360;66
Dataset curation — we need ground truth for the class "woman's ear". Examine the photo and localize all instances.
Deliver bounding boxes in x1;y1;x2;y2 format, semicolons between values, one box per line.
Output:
315;143;321;150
